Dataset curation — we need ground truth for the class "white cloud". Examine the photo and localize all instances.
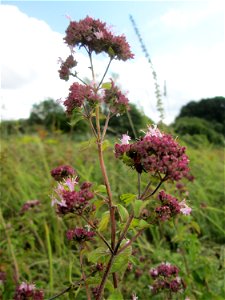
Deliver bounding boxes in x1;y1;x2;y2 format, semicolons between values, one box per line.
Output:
1;4;224;125
159;0;224;30
1;5;75;120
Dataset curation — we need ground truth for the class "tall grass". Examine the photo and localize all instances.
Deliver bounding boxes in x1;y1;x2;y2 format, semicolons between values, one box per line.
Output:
0;133;224;298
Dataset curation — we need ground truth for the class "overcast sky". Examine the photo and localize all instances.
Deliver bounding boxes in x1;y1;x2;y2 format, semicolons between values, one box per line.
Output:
1;0;225;124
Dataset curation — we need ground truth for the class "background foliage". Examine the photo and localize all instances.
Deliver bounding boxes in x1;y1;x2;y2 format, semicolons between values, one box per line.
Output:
0;96;224;299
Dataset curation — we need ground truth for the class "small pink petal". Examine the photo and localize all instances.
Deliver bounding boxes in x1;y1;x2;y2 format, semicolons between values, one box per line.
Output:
94;31;104;39
64;177;78;191
180;199;192;215
146;124;163;138
65;14;72;21
120;134;131;145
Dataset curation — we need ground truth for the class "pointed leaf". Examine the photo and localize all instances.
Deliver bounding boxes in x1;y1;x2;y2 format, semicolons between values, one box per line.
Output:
117;204;129;222
133;200;143;217
111;246;132;273
98;211;110;232
107;290;123;300
120;193;136;206
101;82;112;90
95;185;107;194
87;247;110;263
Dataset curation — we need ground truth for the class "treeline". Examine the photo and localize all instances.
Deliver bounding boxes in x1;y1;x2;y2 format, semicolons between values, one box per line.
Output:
0;99;151;139
1;96;224;145
173;96;225;145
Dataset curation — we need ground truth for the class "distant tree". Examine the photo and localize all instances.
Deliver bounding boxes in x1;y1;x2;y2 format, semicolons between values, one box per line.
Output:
28;98;90;134
173;117;224;145
176;97;225;135
28;98;69;131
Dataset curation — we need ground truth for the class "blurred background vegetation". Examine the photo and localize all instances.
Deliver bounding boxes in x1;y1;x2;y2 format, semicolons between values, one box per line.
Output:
0;96;224;299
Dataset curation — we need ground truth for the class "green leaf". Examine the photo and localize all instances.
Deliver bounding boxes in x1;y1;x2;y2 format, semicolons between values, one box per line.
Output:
117;204;129;222
86;275;101;285
101;82;112;90
190;221;201;234
108;46;115;58
137;219;150;229
95;185;107;194
133;200;143;217
69;108;83;126
111;246;132;273
87;247;110;263
129;218;149;230
120;193;136;206
102;139;110;151
98;211;110;232
129;255;140;266
107;290;123;300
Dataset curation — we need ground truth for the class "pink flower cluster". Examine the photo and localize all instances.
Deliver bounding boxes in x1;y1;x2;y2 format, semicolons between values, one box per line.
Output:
20;200;40;214
64;16;134;61
149;262;185;294
155;191;181;221
104;80;129;114
64;82;100;114
155;191;191;221
66;227;95;242
58;54;77;81
63;80;129;115
115;126;190;181
51;165;76;181
51;179;94;215
14;282;44;300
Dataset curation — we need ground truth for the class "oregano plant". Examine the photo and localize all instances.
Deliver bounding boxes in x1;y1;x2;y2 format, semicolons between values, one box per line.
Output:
14;16;193;300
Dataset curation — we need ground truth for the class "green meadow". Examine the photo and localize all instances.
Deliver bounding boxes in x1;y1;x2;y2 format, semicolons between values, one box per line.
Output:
0;131;224;299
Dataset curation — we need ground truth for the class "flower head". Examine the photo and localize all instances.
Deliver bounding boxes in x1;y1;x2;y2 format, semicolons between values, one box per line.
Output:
58;55;77;81
149;263;185;295
66;227;95;242
115;126;190;181
179;199;192;215
14;282;44;300
103;80;129;114
64;82;101;114
155;191;181;221
51;165;76;182
51;178;94;215
64;16;134;61
20;200;40;214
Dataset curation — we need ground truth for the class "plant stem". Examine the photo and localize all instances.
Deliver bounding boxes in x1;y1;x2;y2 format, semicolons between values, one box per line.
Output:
96;110;118;293
48;286;72;300
70;72;87;85
138;173;141;198
96;254;115;300
98;58;113;89
114;213;134;253
101;111;111;142
48;271;97;300
44;222;53;294
80;246;91;300
88;49;117;295
141;176;166;200
140;179;152;200
117;229;145;255
88;51;95;81
126;109;137;139
81;215;113;254
0;210;20;282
